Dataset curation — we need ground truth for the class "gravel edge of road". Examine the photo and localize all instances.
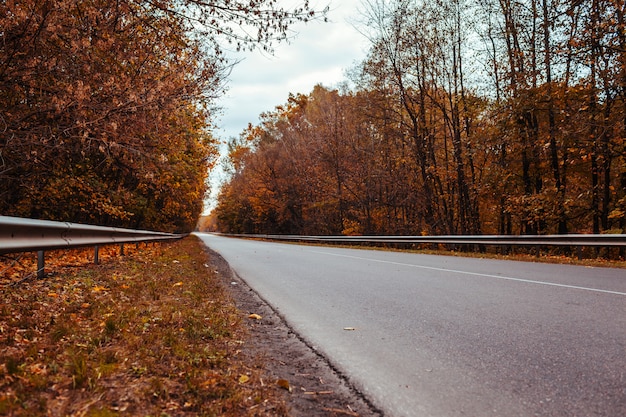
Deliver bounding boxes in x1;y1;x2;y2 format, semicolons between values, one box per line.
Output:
204;245;384;417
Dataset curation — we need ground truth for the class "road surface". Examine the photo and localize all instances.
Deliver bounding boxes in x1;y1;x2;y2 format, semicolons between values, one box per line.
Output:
196;233;626;417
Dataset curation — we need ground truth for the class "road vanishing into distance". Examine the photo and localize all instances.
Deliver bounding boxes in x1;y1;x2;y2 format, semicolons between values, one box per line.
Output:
196;233;626;417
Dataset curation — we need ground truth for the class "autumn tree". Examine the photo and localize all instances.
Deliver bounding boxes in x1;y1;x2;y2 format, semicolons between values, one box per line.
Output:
355;0;487;235
476;0;626;235
215;0;625;241
0;0;323;232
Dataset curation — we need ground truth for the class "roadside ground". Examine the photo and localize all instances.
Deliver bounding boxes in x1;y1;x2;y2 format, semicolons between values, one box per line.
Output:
0;236;378;416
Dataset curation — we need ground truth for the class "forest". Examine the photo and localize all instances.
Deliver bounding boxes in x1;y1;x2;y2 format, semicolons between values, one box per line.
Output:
0;0;319;232
215;0;626;237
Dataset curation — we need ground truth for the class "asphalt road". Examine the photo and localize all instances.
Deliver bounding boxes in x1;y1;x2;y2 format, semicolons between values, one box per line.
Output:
196;233;626;417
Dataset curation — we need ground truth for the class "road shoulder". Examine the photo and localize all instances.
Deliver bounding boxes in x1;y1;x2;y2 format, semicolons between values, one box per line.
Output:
206;246;381;417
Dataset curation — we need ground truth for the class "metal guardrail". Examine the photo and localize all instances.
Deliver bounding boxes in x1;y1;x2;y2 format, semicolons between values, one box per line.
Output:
1;215;185;278
223;233;626;247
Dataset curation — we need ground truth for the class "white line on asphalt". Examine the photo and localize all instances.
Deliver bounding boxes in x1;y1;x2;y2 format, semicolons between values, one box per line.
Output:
311;250;626;296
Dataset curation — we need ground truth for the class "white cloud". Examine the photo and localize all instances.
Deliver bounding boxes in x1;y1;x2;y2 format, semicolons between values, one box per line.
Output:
215;0;369;140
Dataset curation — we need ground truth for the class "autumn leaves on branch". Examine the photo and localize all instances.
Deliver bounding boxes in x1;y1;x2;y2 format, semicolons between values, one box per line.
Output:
0;0;322;232
216;0;626;237
3;0;624;237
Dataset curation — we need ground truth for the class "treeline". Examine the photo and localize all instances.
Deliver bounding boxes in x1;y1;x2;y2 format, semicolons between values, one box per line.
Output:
0;1;320;232
216;0;626;236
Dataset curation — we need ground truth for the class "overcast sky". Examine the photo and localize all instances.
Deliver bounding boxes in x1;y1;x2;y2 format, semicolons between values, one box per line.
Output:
215;0;370;140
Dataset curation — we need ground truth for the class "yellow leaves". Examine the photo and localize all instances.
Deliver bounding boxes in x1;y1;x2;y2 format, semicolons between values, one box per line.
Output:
248;313;262;320
238;374;250;384
173;281;184;287
92;285;107;293
0;0;217;233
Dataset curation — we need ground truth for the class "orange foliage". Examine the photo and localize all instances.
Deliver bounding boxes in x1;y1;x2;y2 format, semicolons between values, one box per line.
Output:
0;1;323;232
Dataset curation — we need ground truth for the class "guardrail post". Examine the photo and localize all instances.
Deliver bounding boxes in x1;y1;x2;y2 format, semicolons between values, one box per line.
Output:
120;243;124;256
37;250;45;279
94;245;99;265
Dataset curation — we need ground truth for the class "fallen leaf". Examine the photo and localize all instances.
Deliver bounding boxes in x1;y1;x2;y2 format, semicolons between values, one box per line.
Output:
173;282;183;287
202;378;218;387
29;363;47;375
276;379;291;392
238;374;250;384
248;313;262;320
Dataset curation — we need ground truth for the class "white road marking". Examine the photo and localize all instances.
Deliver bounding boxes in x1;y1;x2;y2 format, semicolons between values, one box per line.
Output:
311;250;626;296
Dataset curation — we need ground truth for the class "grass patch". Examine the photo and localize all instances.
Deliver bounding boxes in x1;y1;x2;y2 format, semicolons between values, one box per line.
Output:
0;236;288;416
